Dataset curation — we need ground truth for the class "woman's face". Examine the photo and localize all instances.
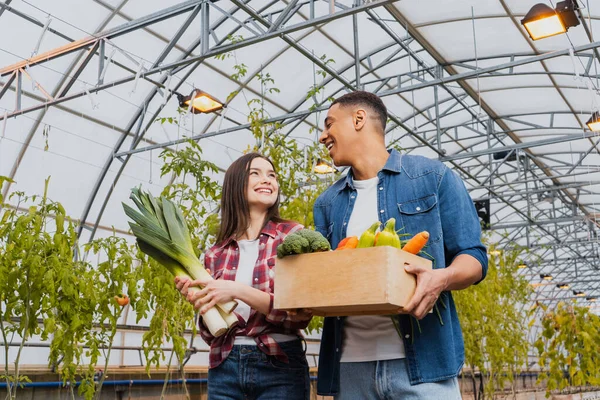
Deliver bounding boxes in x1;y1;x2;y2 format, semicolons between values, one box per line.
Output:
246;157;279;212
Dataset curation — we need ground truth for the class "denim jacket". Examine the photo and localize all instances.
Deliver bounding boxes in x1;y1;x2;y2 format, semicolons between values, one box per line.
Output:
313;149;488;396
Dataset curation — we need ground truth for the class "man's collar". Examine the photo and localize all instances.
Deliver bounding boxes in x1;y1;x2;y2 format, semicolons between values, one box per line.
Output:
337;149;402;192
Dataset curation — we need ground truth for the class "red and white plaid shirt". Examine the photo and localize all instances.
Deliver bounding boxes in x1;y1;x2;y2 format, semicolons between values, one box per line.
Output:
199;220;310;368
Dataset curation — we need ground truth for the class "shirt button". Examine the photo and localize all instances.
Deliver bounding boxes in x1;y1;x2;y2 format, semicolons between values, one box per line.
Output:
336;348;339;352
351;195;355;199
405;334;410;339
343;222;347;226
379;187;383;190
416;207;421;211
380;210;384;213
337;317;341;320
233;267;236;270
254;278;258;282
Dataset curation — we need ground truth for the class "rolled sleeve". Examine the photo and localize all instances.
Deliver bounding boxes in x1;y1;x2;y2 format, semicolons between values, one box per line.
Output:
438;167;488;283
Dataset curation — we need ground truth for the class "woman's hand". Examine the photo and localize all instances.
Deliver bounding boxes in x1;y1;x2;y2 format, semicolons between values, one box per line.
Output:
174;275;194;297
187;278;243;315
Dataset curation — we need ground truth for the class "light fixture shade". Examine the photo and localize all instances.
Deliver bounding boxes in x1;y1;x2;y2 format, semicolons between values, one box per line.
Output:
314;159;335;174
521;4;566;40
178;89;224;114
587;296;597;302
586;111;600;131
556;283;570;289
540;273;553;281
573;290;585;297
517;263;527;269
521;1;580;40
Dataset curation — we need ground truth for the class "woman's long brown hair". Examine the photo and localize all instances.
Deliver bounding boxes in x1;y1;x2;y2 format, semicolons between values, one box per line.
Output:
216;152;285;244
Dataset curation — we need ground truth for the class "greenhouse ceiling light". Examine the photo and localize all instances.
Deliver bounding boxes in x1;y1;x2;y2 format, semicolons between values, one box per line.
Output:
540;273;553;281
586;111;600;131
573;290;585;297
556;283;570;289
517;262;527;269
521;1;580;41
587;296;597;302
314;159;336;174
177;89;224;114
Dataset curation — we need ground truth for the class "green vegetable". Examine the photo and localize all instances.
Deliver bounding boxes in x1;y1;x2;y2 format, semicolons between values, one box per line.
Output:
298;229;331;252
357;221;381;248
123;187;233;337
375;218;401;248
277;229;331;258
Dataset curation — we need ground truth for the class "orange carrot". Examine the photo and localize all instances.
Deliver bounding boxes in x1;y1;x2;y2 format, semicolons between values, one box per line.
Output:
402;231;429;254
336;236;359;250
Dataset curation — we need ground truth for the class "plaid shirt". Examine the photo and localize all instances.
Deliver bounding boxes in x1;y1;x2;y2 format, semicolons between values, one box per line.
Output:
199;220;310;368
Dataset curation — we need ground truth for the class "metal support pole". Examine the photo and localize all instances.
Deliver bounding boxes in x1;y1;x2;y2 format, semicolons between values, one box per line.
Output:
201;0;210;55
15;69;21;111
353;0;360;89
98;39;105;84
434;64;442;155
486;118;493;189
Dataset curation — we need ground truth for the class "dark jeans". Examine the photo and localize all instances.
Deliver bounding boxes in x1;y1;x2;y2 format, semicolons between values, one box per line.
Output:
207;339;310;400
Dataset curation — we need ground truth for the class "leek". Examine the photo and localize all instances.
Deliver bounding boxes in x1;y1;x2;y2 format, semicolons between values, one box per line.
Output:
123;188;237;336
218;307;239;329
136;240;227;337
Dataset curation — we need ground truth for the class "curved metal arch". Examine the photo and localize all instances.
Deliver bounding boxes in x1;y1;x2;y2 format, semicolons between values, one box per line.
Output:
83;0;379;240
1;0;130;201
78;1;254;241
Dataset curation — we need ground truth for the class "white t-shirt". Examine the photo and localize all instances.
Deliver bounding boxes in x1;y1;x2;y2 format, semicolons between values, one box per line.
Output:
234;239;296;345
234;239;260;322
340;176;406;362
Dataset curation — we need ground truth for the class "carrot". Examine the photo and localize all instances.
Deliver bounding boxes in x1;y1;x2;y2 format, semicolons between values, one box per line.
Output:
401;231;429;254
336;236;359;250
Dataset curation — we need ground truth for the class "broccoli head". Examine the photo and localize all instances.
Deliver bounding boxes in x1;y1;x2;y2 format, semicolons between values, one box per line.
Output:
277;233;310;258
296;229;331;252
277;229;331;258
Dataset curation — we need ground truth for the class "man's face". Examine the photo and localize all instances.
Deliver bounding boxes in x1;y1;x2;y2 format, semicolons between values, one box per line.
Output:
319;104;357;167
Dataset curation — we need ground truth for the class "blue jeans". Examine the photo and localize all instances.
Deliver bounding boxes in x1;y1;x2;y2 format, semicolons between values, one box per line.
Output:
336;359;462;400
207;340;310;400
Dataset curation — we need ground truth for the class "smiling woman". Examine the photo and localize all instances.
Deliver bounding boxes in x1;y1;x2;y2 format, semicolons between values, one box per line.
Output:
174;152;312;400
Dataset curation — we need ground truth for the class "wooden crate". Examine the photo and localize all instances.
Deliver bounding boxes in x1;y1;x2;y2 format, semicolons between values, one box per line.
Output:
274;246;432;316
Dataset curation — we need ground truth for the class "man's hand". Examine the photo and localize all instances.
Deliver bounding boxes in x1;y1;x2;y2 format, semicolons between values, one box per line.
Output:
401;263;450;320
286;308;313;322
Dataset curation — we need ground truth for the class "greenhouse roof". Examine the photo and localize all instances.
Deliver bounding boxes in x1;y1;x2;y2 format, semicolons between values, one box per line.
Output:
0;0;599;366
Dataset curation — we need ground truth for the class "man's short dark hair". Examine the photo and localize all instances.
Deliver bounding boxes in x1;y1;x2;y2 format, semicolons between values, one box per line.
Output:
330;91;387;132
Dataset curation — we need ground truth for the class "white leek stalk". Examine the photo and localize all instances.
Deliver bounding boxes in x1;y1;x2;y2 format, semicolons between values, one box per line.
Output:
124;188;238;336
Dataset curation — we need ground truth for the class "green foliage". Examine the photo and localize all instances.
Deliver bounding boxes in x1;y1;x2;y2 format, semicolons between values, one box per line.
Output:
134;247;196;376
454;243;532;399
306;54;336;113
159;139;221;254
534;301;600;396
0;178;86;399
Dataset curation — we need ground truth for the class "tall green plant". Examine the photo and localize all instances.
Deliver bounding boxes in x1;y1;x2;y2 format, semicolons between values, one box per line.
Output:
75;237;137;400
534;301;600;396
454;243;532;399
0;177;86;400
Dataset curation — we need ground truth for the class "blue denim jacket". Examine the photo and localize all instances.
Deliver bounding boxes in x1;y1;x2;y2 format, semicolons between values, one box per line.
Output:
313;149;488;396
